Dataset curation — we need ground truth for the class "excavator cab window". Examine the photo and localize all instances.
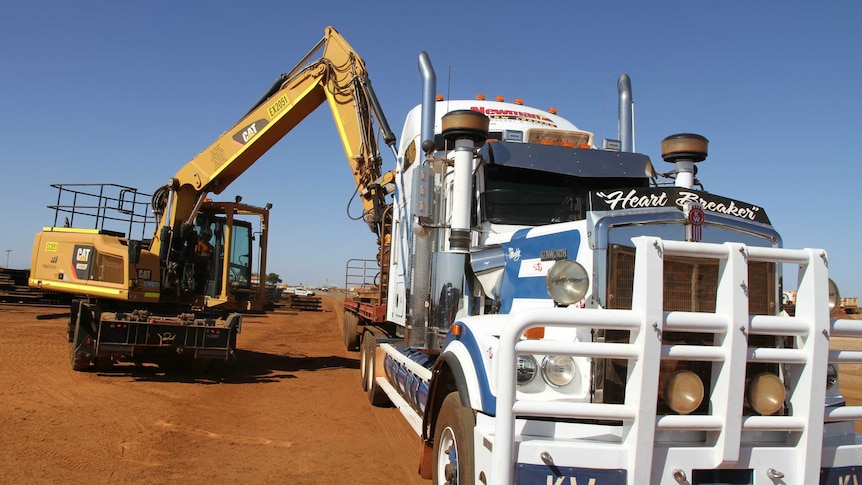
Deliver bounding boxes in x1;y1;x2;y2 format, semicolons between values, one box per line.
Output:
228;222;253;288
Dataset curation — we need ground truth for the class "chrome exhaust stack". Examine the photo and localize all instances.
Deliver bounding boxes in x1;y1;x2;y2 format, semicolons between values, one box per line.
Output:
618;74;634;153
406;52;437;348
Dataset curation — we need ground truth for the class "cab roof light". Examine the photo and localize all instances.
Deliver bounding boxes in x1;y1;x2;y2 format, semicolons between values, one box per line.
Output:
436;94;444;101
495;96;505;102
514;98;524;105
577;143;591;149
476;94;486;100
548;107;558;115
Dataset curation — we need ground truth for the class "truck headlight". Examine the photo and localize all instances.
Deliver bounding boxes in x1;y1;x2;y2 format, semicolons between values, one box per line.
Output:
664;370;704;415
517;355;538;385
546;260;589;306
747;372;785;416
542;355;578;388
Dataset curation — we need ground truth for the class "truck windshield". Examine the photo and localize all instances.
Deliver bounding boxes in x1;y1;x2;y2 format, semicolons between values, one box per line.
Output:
481;165;645;226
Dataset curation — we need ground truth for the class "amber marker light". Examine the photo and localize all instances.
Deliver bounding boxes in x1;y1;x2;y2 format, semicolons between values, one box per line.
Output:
664;370;705;415
548;107;558;115
514;98;524;105
476;94;486;100
495;96;505;102
436;94;444;101
524;327;545;339
450;323;462;338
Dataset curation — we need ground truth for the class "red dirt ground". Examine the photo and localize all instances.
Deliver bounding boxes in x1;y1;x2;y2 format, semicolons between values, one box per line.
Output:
0;297;427;484
2;299;861;483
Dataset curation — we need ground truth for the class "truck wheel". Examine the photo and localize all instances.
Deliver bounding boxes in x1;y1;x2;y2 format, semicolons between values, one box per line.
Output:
361;332;389;406
433;391;475;485
344;312;359;351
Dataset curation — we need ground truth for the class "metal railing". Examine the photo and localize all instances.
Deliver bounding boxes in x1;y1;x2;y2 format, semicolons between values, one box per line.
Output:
493;236;862;484
47;183;155;241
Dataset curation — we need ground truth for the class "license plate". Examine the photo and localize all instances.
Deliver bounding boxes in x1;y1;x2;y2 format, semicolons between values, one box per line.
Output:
515;463;626;485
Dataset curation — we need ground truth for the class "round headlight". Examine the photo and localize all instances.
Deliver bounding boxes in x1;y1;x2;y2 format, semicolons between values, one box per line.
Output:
747;372;785;416
546;260;589;306
829;278;841;315
542;355;577;388
664;370;704;415
517;355;538;385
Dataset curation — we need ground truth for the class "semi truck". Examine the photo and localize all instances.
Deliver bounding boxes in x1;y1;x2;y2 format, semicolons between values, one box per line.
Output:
342;54;862;483
28;24;862;483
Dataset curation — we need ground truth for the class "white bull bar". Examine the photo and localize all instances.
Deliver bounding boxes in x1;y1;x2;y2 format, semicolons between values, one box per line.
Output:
494;236;862;484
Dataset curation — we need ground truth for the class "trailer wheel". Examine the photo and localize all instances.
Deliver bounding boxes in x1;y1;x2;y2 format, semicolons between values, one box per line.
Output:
344;312;359;351
433;391;475;485
361;332;389;406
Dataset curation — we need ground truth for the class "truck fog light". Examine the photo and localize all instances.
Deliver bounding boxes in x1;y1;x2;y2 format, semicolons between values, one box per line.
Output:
664;370;704;415
826;364;838;389
747;372;785;416
546;260;589;306
517;355;538;385
542;355;577;388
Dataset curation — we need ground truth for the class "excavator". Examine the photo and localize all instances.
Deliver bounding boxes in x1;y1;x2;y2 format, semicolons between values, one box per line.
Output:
29;26;396;371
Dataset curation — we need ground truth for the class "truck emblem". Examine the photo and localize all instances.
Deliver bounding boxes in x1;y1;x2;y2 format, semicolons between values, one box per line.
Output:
685;202;705;242
507;247;521;261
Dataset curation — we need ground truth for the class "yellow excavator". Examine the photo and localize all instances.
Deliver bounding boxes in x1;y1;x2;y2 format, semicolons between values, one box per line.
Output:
29;26;396;371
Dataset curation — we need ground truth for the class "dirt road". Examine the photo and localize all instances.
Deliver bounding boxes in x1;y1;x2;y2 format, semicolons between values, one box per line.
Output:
0;297;427;484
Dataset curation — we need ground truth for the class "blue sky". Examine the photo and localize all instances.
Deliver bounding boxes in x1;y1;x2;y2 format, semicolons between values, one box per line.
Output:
2;1;860;298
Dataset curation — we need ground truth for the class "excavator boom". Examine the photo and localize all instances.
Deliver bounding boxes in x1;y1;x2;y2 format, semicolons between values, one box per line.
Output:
157;26;395;257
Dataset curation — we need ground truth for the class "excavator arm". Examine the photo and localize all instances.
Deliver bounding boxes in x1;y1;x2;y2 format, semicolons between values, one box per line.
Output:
152;26;396;261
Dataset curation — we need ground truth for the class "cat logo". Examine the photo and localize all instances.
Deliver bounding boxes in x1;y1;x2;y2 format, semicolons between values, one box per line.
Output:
138;269;152;280
76;247;92;263
232;119;269;145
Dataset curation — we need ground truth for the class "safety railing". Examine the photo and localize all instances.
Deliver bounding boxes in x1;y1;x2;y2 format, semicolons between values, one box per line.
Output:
493;236;862;485
47;183;155;241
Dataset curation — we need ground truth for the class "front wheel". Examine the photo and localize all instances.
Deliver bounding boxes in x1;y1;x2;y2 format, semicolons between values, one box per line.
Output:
433;391;476;485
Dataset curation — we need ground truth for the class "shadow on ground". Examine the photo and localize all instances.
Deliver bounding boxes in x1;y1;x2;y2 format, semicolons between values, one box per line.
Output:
94;350;359;384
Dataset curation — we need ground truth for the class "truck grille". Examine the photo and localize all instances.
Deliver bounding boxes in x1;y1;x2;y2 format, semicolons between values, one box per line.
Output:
601;244;778;415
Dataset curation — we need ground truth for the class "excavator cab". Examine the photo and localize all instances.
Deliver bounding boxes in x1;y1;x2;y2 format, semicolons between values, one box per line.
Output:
29;183;270;314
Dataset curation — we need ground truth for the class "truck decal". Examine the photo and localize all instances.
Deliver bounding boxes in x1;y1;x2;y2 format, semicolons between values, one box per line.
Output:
591;187;770;224
499;228;581;313
471;106;557;127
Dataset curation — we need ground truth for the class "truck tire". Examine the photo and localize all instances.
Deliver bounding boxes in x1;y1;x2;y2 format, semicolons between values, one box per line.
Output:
361;332;389;406
433;391;475;485
344;312;359;351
